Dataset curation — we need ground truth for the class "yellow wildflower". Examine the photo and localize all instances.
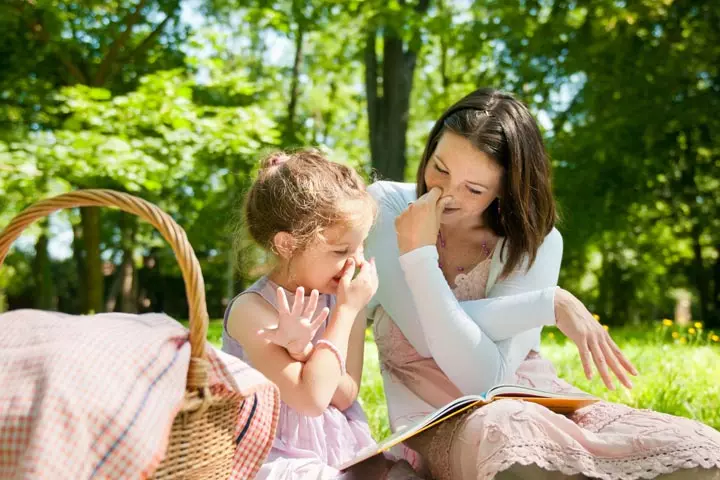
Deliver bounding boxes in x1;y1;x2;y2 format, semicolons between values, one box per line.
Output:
548;332;555;339
712;335;719;342
694;322;703;329
689;328;696;335
602;325;609;331
671;332;679;339
592;314;600;321
679;337;687;344
662;319;673;327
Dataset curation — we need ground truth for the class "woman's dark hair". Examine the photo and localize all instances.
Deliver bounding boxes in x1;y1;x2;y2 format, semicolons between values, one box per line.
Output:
416;87;557;277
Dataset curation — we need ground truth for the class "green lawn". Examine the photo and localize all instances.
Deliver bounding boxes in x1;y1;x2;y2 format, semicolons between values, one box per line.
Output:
197;319;720;441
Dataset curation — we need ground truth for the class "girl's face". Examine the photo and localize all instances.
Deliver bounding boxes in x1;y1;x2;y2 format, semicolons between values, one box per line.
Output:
288;216;372;295
424;131;503;228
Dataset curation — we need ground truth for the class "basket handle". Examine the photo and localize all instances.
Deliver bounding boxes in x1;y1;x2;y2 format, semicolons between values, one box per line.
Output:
0;189;210;392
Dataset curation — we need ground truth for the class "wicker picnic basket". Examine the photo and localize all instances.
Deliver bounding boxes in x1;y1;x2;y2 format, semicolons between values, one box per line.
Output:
0;189;239;479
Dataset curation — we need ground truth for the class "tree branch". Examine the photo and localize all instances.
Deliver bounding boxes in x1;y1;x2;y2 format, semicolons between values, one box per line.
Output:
94;0;151;86
10;0;88;84
121;13;174;64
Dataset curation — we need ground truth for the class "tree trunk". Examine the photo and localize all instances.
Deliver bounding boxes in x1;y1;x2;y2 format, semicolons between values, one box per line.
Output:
32;225;55;310
72;219;88;313
365;29;386;177
691;223;710;322
711;244;720;328
596;254;613;322
285;0;306;145
382;34;413;181
120;214;138;313
364;2;429;181
81;207;104;314
105;270;122;312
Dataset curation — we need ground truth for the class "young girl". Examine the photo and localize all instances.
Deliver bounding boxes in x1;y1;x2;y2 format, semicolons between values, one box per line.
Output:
222;150;421;479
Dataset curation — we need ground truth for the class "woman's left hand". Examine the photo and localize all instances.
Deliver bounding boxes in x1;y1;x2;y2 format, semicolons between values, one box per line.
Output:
395;187;453;255
555;288;639;390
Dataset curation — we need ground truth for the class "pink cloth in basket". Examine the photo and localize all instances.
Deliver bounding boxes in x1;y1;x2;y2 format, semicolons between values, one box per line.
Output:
0;309;279;480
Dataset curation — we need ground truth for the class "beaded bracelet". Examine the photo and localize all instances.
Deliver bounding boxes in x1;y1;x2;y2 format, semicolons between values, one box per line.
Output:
315;339;346;376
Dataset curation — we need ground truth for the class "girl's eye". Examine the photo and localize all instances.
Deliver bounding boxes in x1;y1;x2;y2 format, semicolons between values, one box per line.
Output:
335;250;349;256
468;188;483;195
434;163;448;174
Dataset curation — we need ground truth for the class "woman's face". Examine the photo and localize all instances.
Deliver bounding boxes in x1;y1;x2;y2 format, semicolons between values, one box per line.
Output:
424;131;503;227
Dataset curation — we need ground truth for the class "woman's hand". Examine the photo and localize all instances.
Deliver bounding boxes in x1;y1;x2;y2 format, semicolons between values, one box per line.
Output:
395;187;453;255
555;288;639;390
258;287;330;360
336;257;378;314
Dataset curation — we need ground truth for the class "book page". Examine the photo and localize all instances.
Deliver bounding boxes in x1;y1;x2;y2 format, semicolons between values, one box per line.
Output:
338;395;484;471
485;384;597;400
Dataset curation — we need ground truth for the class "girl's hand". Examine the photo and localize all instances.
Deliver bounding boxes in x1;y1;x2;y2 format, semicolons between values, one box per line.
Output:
336;258;378;314
395;187;453;255
258;287;330;358
555;288;639;390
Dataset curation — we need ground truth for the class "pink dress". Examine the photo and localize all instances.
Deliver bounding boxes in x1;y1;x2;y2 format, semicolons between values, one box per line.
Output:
222;277;376;479
223;277;420;480
374;258;720;480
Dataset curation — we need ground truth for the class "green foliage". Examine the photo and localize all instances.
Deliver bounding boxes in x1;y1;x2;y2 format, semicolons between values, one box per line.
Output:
2;0;718;323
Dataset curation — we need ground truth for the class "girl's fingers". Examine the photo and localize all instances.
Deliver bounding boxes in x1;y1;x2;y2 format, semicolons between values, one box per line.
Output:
276;287;290;314
304;289;319;317
291;286;305;316
309;307;330;331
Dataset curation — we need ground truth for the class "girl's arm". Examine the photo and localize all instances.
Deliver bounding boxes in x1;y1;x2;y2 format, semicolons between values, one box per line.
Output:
227;294;357;417
330;308;367;411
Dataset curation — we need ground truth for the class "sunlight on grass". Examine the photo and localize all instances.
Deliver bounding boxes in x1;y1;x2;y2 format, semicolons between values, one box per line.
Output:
200;319;720;441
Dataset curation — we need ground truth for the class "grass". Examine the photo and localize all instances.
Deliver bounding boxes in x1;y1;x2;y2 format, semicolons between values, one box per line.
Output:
195;318;720;441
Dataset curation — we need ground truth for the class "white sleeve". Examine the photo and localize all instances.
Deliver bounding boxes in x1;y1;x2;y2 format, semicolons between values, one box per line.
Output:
366;181;561;349
457;228;564;340
398;245;556;394
365;182;565;395
366;181;432;357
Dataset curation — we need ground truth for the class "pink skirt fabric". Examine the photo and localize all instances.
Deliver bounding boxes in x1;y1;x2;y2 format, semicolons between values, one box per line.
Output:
374;309;720;480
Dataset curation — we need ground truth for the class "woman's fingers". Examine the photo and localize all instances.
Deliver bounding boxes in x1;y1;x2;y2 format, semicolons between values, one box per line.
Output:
577;340;594;380
608;335;639;376
588;338;614;390
600;338;632;389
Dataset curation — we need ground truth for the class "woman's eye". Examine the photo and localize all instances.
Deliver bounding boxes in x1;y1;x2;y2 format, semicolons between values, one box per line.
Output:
468;188;483;195
434;164;448;174
335;250;349;256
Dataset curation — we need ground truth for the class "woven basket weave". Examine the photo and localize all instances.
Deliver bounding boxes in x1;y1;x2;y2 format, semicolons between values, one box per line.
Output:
0;189;239;479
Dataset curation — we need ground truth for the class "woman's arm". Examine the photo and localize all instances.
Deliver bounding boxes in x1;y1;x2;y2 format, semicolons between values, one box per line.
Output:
330;308;367;411
366;182;558;346
398;245;555;394
426;228;562;341
366;182;563;394
365;182;433;357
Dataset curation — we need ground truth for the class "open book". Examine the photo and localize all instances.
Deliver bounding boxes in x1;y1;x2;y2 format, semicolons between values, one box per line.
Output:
339;384;598;471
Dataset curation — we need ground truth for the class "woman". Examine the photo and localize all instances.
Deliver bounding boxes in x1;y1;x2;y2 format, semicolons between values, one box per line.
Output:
365;87;720;479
